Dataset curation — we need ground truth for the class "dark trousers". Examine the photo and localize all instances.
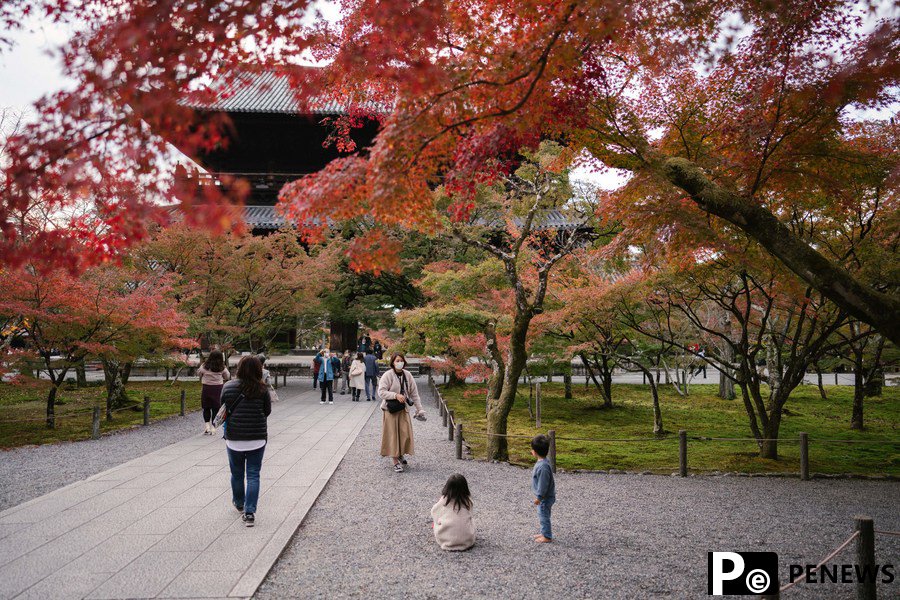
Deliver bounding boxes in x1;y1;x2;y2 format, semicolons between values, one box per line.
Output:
313;374;318;389
352;388;361;401
365;376;378;400
203;407;214;422
320;379;334;402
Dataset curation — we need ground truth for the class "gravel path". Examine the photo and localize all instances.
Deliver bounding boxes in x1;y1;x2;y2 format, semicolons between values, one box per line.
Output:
0;410;207;511
257;380;900;599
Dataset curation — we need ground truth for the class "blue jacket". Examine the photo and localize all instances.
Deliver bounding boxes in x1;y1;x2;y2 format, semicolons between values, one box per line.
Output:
363;353;379;377
316;356;341;381
532;459;555;501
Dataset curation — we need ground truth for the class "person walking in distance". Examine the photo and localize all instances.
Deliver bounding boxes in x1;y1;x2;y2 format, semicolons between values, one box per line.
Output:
363;350;379;402
221;355;271;527
373;340;383;360
349;352;365;402
340;350;352;395
198;350;230;435
316;349;338;404
378;353;426;472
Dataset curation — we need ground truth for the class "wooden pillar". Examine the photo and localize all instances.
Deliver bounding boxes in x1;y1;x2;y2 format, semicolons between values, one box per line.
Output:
548;429;556;473
455;424;463;459
679;430;687;477
799;432;809;481
854;516;876;600
91;406;101;440
180;390;186;416
143;396;150;426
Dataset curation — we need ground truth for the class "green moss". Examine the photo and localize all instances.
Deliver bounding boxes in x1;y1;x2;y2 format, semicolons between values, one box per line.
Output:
0;378;203;448
438;383;899;475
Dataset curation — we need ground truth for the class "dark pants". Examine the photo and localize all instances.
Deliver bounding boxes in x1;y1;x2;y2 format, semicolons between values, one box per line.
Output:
227;445;265;514
313;373;318;389
320;379;334;402
365;376;378;400
203;407;214;422
352;388;361;401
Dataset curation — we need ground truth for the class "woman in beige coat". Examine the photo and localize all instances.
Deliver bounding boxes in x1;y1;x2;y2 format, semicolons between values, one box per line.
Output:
378;353;425;472
348;352;366;402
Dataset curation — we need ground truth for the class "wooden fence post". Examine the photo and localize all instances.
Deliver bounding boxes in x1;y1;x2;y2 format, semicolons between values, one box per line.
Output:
165;367;170;381
834;372;839;385
854;516;876;600
180;390;186;416
535;382;542;428
548;429;556;473
448;410;455;441
143;396;150;426
799;432;809;481
91;406;101;440
442;404;448;427
679;430;687;477
274;371;279;389
456;424;463;459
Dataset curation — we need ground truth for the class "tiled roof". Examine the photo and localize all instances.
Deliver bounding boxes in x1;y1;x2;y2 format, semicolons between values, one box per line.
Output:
182;67;385;115
245;205;287;229
243;205;588;231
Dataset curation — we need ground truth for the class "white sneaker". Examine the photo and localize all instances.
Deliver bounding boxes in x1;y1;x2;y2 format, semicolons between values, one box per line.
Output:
320;400;325;404
203;423;211;435
328;400;334;404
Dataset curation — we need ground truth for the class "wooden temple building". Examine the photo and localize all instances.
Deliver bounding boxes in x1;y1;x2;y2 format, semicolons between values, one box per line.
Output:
167;67;592;353
168;67;379;351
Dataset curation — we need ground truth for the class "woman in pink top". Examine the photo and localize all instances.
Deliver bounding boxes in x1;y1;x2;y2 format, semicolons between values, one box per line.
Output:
198;350;230;435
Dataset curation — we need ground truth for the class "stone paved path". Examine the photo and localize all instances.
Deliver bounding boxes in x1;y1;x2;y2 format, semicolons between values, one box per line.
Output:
0;387;376;600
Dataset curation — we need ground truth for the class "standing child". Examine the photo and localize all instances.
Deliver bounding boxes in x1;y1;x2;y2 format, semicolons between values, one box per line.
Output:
530;434;555;543
198;350;230;435
430;474;476;551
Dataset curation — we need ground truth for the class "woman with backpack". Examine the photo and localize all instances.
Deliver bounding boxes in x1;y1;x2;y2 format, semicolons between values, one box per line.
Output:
198;350;230;435
378;353;426;472
220;355;272;527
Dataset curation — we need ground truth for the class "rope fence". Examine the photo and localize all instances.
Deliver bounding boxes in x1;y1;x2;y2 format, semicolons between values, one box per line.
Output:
425;374;900;479
0;390;191;439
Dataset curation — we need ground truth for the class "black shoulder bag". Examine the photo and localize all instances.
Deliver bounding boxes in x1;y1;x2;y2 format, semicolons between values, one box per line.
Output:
384;372;410;414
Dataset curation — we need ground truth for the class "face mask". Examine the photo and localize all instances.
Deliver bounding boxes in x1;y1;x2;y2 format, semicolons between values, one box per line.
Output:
394;361;405;370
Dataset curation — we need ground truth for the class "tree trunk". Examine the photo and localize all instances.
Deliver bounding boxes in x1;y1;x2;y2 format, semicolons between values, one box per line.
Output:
563;372;572;399
759;410;782;460
329;319;358;353
102;359;130;421
718;370;735;400
597;354;613;408
851;354;865;430
46;385;58;429
75;361;87;387
662;156;900;345
864;367;883;397
487;315;530;461
632;362;665;435
122;362;132;385
814;365;827;400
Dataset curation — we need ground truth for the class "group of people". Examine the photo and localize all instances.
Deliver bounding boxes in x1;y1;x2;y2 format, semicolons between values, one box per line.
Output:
312;347;384;404
196;348;557;547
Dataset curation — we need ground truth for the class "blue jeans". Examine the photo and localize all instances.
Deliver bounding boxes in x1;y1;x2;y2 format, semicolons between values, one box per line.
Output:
365;376;378;400
537;498;555;539
227;445;265;514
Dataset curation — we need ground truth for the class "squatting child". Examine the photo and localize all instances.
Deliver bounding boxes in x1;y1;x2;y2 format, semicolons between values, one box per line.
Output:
531;434;556;543
430;473;476;551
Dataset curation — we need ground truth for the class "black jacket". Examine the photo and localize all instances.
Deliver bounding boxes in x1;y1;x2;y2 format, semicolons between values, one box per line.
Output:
221;379;271;441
